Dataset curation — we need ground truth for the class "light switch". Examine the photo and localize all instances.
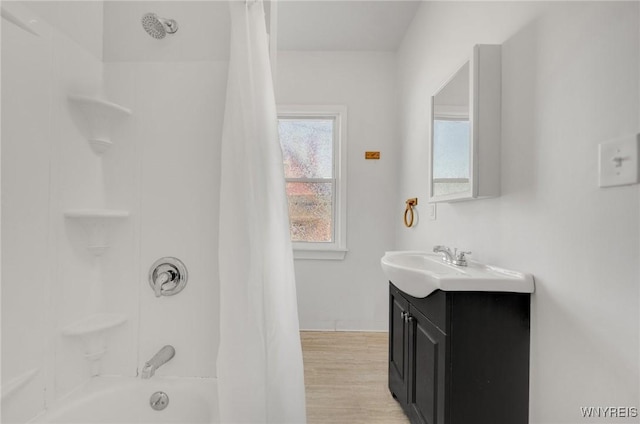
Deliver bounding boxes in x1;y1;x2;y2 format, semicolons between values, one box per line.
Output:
598;133;639;188
427;203;437;221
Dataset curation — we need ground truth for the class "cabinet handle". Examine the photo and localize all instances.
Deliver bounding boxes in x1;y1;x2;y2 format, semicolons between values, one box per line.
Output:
401;312;413;323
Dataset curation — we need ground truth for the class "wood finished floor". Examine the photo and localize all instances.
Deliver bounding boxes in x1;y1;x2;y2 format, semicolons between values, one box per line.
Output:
300;331;409;424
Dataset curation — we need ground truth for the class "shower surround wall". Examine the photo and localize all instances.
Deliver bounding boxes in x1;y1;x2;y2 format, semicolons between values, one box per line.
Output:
102;0;229;379
2;2;228;422
102;60;224;379
2;3;109;422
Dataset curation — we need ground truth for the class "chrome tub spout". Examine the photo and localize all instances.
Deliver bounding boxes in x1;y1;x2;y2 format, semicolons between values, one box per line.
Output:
141;345;175;379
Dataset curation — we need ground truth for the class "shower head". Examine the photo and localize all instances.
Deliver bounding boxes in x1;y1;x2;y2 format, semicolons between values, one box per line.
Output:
141;13;178;39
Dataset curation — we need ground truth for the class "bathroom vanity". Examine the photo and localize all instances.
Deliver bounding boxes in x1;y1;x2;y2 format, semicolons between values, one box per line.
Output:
388;283;531;424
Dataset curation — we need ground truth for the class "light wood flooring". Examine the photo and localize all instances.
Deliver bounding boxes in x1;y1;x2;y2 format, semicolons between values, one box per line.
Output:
300;331;409;424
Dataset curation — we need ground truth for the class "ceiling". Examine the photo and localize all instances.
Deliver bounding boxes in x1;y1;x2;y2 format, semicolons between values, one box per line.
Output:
277;1;421;51
23;1;422;62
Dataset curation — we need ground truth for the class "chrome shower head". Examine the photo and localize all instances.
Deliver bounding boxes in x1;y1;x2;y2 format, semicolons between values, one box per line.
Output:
141;13;178;39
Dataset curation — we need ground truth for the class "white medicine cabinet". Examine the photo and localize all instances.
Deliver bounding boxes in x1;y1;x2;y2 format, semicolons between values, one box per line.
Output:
429;44;502;203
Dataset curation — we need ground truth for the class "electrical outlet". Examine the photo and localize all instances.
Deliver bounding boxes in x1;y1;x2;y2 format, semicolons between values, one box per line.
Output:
598;134;639;188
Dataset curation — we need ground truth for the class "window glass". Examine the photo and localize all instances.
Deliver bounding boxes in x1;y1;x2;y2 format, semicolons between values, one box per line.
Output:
285;182;333;243
278;119;333;179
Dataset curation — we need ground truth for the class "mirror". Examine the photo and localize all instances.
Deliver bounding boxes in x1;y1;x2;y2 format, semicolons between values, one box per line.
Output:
429;45;501;203
431;62;471;199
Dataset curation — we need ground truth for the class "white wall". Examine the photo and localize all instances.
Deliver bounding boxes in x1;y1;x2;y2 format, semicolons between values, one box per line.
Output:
276;51;398;331
103;61;225;378
102;0;229;378
102;1;229;63
22;1;104;60
396;2;639;422
1;8;54;422
1;2;105;421
2;3;229;423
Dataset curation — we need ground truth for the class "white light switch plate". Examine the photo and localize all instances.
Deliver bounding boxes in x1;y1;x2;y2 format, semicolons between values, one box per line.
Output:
598;133;639;188
427;203;437;221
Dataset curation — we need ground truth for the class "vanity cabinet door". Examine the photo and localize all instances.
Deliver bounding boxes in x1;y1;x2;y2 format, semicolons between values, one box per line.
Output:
408;307;447;424
389;286;410;405
389;283;531;424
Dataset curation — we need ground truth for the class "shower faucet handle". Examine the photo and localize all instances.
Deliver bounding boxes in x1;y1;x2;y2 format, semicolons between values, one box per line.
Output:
152;271;172;297
149;257;188;298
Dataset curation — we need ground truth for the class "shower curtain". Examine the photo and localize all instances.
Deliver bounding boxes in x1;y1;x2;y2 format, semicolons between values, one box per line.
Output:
217;1;307;423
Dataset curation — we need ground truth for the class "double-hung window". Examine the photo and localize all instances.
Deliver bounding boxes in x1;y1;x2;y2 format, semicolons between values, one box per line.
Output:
277;105;347;260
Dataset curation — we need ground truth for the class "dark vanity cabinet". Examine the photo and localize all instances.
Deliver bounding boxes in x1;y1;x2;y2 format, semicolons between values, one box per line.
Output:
389;283;531;424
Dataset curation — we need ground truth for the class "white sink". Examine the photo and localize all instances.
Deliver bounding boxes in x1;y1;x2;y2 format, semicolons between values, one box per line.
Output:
381;251;534;298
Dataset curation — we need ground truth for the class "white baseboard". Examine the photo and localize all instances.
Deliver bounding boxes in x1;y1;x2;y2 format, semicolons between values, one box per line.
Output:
299;320;388;332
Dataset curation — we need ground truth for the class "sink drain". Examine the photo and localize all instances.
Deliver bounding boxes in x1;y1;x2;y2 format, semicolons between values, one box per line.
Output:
150;391;169;411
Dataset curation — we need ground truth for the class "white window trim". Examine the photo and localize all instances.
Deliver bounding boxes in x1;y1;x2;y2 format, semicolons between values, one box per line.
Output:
277;104;348;260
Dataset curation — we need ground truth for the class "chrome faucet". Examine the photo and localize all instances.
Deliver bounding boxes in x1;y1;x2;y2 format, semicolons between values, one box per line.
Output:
433;246;471;267
141;345;175;379
433;245;455;262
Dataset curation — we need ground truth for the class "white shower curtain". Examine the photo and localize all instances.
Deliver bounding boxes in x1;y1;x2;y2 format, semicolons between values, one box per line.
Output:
217;1;307;423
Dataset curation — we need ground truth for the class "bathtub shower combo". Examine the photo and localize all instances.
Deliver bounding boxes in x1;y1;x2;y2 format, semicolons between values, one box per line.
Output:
34;344;213;423
3;1;305;423
30;377;217;424
31;255;218;423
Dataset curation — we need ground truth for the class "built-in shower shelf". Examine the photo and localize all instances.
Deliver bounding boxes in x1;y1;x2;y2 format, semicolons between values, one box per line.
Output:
62;313;127;337
88;138;113;154
1;368;39;400
64;209;130;219
68;94;132;155
64;209;129;256
68;95;132;116
62;314;127;376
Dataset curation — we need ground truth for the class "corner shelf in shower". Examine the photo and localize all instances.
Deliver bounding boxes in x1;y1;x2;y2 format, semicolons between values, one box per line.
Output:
67;94;132;155
64;209;130;256
62;314;127;376
62;313;127;337
1;368;39;400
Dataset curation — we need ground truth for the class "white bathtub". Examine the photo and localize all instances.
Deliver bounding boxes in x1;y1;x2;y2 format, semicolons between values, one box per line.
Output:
30;376;218;424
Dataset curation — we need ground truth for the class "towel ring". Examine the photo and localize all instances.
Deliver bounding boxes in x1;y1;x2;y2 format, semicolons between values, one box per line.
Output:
404;198;418;228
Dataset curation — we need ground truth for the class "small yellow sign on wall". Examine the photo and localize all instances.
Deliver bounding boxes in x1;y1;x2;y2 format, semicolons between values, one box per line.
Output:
365;151;381;160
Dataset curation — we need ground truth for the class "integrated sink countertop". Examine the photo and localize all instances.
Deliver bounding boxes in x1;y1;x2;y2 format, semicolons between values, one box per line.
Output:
381;251;534;298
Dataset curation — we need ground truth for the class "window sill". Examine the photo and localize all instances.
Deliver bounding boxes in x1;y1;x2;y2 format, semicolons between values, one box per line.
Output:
293;248;348;261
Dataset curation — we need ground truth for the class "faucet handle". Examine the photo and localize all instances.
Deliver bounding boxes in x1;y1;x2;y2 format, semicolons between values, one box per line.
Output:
149;258;188;298
455;249;471;258
453;250;471;266
153;271;171;297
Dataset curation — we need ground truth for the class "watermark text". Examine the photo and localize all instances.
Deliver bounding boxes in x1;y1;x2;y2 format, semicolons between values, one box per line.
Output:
580;406;638;419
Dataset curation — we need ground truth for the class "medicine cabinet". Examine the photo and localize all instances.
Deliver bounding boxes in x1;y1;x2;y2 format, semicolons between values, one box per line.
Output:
429;44;501;203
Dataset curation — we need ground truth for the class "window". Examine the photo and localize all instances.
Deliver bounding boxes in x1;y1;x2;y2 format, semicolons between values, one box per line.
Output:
277;105;347;260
